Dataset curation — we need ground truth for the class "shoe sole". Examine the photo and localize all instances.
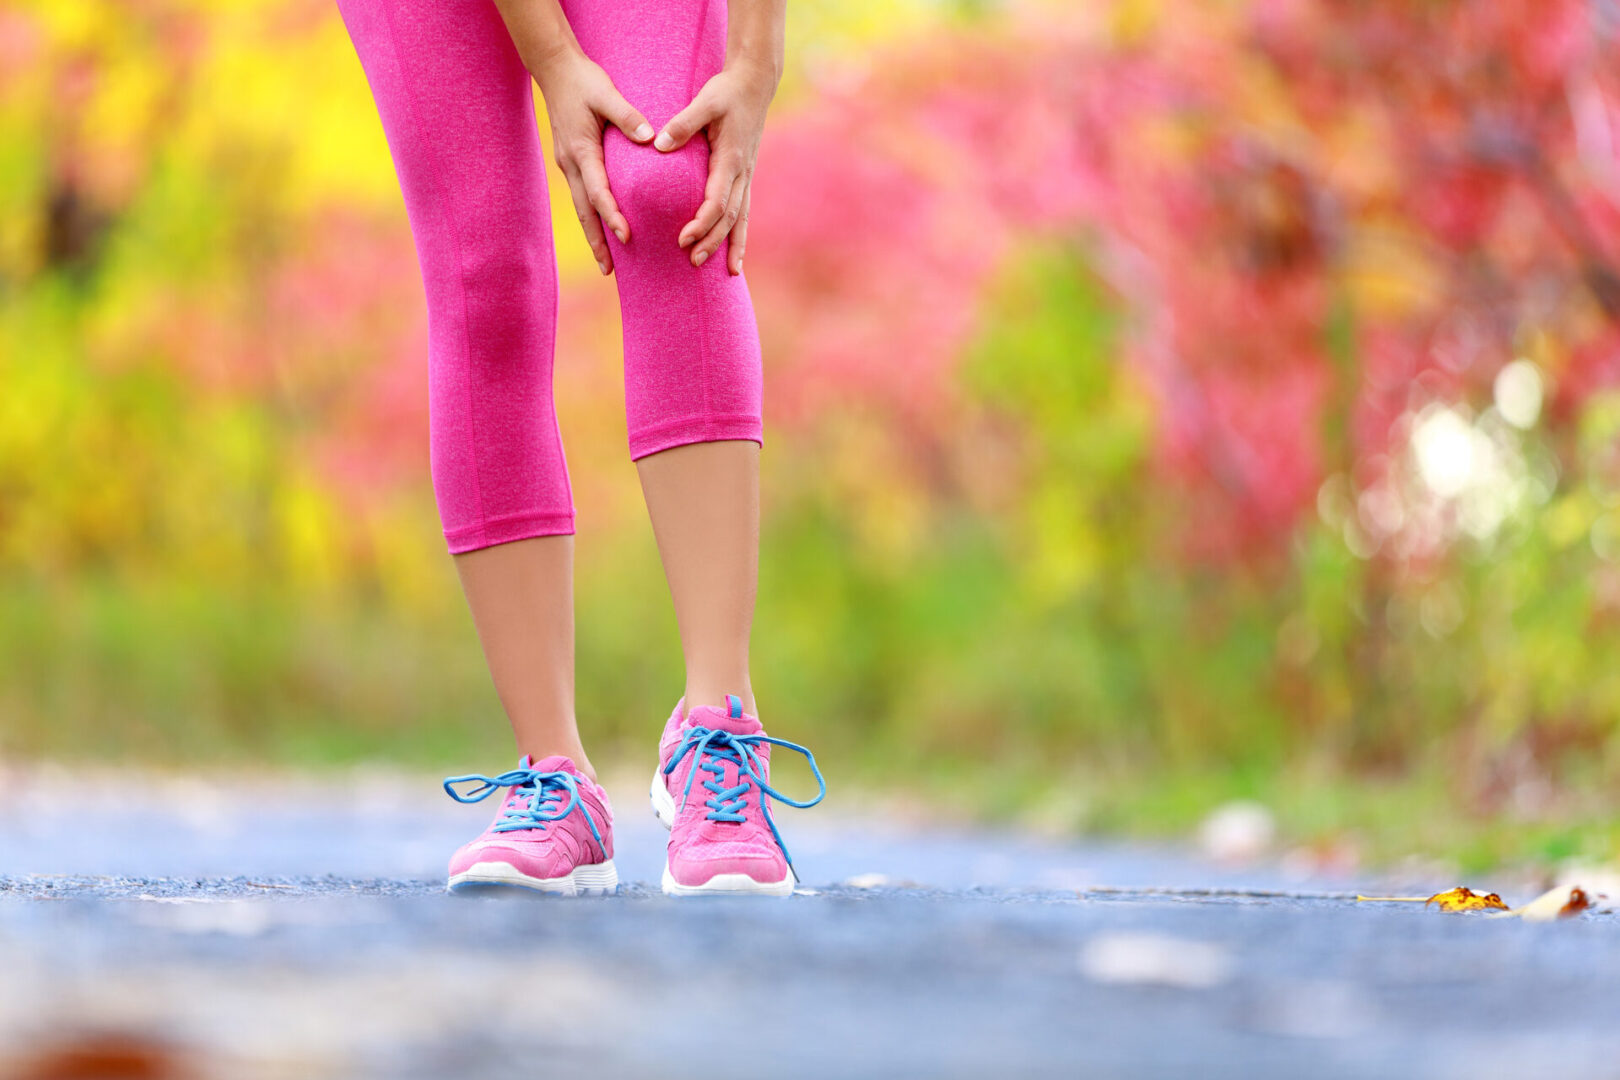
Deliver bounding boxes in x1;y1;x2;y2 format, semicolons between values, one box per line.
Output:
649;769;795;897
447;859;618;897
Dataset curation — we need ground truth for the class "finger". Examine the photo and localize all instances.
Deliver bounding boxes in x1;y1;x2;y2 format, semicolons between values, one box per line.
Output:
599;85;654;144
679;151;742;249
654;92;715;152
577;150;629;244
690;170;748;268
561;162;613;275
728;185;750;275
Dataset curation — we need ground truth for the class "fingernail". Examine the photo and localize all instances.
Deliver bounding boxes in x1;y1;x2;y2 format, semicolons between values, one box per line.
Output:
654;131;675;152
693;250;708;266
598;260;609;275
633;122;653;141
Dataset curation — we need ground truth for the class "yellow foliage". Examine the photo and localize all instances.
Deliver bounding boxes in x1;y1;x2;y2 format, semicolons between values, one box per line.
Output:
274;477;342;592
187;11;400;214
80;46;165;149
17;0;100;47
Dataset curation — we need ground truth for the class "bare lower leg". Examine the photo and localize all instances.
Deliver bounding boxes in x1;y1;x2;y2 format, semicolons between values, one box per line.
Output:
636;440;760;719
453;535;594;778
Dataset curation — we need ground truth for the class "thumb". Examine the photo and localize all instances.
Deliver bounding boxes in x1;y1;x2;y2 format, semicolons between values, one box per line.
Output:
600;88;654;143
654;94;715;152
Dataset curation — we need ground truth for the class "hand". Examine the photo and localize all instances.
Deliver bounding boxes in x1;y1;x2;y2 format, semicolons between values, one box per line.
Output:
534;47;654;275
654;58;778;275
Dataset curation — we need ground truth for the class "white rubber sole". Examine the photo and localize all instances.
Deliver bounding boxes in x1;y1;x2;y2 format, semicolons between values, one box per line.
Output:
650;769;796;897
650;768;679;830
447;858;618;897
660;864;795;897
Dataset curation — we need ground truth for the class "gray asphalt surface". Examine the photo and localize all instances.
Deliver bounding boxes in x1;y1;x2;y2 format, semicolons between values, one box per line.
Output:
1;767;1616;1079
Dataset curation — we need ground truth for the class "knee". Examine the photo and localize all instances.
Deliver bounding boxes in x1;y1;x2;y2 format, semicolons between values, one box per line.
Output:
606;138;705;241
423;230;555;366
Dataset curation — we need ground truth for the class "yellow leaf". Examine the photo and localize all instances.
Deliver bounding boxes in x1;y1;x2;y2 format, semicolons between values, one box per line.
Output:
1354;886;1509;912
1425;886;1510;912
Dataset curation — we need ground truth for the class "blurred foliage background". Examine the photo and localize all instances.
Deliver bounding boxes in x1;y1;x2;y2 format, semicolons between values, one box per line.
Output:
3;0;1620;869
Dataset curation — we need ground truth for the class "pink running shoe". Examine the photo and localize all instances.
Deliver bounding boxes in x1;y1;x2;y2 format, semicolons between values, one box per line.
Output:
443;755;617;896
650;694;826;896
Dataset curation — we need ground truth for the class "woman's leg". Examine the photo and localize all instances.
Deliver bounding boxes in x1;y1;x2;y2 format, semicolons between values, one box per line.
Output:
454;537;590;773
563;0;766;719
335;0;590;771
634;442;759;717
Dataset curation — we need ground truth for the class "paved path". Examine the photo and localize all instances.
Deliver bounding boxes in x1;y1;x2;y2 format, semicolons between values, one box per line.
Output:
0;769;1616;1079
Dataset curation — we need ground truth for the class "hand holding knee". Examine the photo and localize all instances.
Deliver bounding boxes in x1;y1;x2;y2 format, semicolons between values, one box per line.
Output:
654;59;779;275
532;46;655;276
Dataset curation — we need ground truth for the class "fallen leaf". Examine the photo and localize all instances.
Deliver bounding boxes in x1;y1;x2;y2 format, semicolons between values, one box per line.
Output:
1425;886;1510;912
1354;886;1509;912
1552;864;1620;911
1489;884;1591;922
1556;887;1591;918
8;1030;196;1080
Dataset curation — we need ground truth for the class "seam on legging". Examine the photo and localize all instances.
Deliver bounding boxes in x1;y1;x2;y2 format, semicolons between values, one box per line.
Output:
446;513;574;554
688;0;713;421
542;153;572;527
445;508;574;538
379;0;492;543
630;422;763;462
632;411;762;441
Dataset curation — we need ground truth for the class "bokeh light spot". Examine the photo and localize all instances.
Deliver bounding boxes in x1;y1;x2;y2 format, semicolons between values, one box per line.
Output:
1413;405;1476;499
1493;359;1543;430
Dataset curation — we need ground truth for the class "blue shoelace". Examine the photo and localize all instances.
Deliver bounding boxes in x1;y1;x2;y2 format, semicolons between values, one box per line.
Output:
442;767;608;860
662;713;826;869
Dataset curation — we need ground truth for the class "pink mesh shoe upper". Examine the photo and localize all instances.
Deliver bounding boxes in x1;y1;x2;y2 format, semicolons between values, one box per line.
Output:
446;755;614;881
657;696;825;888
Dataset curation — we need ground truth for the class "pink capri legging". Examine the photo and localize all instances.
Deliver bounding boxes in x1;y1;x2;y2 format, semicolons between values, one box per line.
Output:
335;0;763;553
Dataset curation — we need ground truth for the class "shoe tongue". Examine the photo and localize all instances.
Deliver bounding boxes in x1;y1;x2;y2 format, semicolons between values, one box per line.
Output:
684;703;762;737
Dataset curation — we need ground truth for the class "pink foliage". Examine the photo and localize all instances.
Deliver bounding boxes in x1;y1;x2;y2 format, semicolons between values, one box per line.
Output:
746;24;1101;428
743;0;1620;561
283;214;430;505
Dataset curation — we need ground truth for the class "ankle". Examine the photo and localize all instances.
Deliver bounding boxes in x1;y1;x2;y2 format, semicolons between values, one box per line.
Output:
681;684;756;719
